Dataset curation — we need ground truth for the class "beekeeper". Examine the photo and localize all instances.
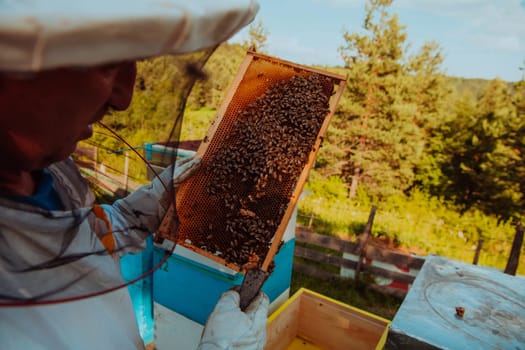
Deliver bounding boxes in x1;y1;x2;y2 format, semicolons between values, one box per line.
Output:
0;1;268;349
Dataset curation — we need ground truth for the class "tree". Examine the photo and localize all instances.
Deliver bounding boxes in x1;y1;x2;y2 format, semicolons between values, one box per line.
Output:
429;78;524;221
188;43;247;109
417;90;475;192
335;0;447;199
242;19;269;53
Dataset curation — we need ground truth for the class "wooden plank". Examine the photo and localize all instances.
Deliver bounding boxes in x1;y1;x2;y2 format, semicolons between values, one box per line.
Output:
295;229;359;254
294;246;358;270
472;238;484;265
296;228;424;267
361;264;416;284
296;290;388;350
293;228;426;291
295;246;415;284
355;206;377;282
286;337;323;349
293;261;338;280
265;289;302;350
74;145;96;159
80;172;119;193
369;283;407;299
249;50;347;81
364;244;425;269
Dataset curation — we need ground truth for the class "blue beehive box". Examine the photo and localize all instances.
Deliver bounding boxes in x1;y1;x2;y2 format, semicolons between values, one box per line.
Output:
153;238;295;325
120;236;155;345
386;255;525;349
120;235;296;347
128;144;298;347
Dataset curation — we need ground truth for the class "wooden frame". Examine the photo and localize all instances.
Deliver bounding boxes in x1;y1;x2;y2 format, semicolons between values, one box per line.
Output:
265;288;390;350
161;51;347;273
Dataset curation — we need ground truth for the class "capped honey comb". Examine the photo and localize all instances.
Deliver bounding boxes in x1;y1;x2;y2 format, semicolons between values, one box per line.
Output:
166;51;346;272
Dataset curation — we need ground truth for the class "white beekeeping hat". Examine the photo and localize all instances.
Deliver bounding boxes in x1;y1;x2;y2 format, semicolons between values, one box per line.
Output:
0;0;259;72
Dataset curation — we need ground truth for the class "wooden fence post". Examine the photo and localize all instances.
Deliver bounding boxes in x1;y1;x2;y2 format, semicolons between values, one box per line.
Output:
504;221;524;276
472;238;483;265
308;213;315;228
355;205;377;282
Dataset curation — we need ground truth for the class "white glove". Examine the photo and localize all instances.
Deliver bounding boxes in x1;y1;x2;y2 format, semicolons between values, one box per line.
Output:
172;156;201;186
154;156;201;216
197;290;269;350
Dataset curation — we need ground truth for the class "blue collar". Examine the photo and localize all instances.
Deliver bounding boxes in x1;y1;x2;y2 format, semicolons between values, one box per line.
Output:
8;169;64;211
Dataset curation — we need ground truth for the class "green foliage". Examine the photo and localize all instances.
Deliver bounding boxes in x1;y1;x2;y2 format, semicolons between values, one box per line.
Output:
91;44;247;183
306;172;348;202
299;171;523;274
180;108;217;141
335;0;449;200
188;44;247;109
84;14;523;281
241;19;269;52
447;77;492;98
425;78;524;221
291;271;401;319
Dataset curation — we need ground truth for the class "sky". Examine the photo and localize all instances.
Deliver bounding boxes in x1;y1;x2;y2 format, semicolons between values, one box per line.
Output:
230;0;525;82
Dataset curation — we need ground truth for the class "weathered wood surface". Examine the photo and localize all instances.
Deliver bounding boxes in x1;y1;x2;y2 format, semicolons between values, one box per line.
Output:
295;229;360;254
294;227;426;297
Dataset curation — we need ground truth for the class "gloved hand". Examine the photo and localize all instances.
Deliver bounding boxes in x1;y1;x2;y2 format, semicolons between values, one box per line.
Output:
172;156;201;187
197;290;269;350
153;156;201;239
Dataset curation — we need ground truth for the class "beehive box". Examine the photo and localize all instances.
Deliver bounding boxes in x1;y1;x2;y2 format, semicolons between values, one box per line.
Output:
266;288;390;350
385;255;525;349
164;51;346;273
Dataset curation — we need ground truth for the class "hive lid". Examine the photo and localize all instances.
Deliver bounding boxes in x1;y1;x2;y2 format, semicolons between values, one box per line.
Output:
386;255;525;349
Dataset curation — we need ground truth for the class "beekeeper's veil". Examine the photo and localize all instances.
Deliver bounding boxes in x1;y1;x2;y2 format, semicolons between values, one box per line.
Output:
0;0;258;305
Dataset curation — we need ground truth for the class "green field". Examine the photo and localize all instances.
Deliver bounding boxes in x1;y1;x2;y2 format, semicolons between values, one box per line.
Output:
298;172;523;276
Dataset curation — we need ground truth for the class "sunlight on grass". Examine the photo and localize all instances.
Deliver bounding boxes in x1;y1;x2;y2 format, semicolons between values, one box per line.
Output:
180;108;217;141
299;173;523;275
291;271;402;320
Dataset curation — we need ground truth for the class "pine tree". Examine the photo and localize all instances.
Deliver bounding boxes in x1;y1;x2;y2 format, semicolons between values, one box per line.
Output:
242;19;269;53
431;78;524;221
335;0;446;199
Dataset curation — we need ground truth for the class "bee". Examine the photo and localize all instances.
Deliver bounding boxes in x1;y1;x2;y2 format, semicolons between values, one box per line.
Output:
455;306;465;318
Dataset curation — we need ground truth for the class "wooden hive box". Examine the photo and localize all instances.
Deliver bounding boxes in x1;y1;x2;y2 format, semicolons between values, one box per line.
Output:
385;255;525;349
265;288;390;350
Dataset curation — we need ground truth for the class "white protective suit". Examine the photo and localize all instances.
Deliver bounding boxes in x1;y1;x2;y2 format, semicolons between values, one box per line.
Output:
0;158;268;350
0;1;268;349
0;158;172;349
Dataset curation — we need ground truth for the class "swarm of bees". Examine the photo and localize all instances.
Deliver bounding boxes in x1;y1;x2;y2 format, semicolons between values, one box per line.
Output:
191;73;332;267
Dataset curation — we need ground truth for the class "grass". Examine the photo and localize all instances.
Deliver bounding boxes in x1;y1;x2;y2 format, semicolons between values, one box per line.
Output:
180;107;217;141
299;173;524;275
290;270;402;320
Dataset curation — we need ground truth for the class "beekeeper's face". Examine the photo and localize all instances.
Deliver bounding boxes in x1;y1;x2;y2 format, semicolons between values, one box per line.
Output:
0;61;136;171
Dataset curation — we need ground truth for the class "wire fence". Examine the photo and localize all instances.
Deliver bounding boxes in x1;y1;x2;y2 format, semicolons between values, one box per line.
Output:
294;226;424;298
77;137;184;185
296;205;524;276
295;211;511;246
73;144;145;195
